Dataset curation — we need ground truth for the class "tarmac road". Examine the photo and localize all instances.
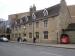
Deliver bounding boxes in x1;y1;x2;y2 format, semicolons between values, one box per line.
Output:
0;42;75;56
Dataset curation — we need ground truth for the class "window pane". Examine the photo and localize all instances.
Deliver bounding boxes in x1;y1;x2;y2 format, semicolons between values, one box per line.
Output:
29;32;32;38
36;22;39;28
44;31;48;39
44;20;48;27
43;9;48;16
24;34;26;36
36;32;39;39
29;23;32;27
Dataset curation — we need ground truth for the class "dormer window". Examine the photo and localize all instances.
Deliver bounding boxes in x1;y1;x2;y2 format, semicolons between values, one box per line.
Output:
43;8;48;17
25;16;28;22
20;19;23;24
32;13;36;20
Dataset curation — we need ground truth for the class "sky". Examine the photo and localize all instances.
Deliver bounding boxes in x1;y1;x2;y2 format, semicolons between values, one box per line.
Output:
0;0;75;20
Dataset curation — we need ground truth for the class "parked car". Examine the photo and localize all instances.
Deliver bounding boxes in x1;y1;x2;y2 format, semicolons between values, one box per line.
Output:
0;37;8;42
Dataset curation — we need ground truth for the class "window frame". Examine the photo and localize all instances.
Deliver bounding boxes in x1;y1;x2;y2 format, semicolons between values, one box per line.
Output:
32;13;36;20
25;16;28;22
44;31;48;39
29;23;32;27
29;32;32;38
44;20;48;27
43;8;48;17
36;21;39;28
35;32;39;39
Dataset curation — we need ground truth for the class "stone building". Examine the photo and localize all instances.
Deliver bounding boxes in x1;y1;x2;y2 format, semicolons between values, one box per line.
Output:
0;20;11;40
9;0;72;43
68;5;75;23
62;5;75;43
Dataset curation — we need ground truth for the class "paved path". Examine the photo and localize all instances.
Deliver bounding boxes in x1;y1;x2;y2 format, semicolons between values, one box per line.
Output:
0;42;75;56
11;41;75;49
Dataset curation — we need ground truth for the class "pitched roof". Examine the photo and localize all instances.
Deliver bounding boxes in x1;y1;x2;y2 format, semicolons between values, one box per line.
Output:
34;4;61;19
47;4;61;17
20;4;61;25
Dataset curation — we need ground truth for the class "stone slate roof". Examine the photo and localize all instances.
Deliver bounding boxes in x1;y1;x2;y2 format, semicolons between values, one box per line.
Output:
34;4;61;19
47;4;61;17
34;10;43;19
19;4;61;25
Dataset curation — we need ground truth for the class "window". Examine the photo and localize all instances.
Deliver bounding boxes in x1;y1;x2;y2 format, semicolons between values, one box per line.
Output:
29;32;32;38
29;23;32;27
21;16;27;25
25;16;28;22
19;33;21;37
44;20;48;27
12;34;14;38
24;34;26;36
36;22;39;28
32;13;36;20
35;32;39;39
43;8;48;16
44;31;48;39
20;19;23;24
6;28;11;33
15;34;18;38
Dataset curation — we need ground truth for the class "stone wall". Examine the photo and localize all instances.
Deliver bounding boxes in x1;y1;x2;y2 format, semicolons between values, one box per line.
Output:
65;31;75;44
68;5;75;23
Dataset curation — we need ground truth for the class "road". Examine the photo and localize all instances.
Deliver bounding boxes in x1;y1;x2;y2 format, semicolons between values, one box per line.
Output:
0;42;75;56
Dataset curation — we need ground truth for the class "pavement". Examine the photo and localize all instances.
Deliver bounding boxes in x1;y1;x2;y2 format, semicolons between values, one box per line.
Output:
10;41;75;49
1;42;75;56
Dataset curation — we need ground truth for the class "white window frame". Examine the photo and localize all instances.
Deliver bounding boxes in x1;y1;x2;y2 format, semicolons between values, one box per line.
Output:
44;20;48;27
43;8;48;16
32;13;36;20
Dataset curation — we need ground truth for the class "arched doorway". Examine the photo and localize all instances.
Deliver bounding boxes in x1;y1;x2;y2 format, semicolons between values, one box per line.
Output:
60;34;70;44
